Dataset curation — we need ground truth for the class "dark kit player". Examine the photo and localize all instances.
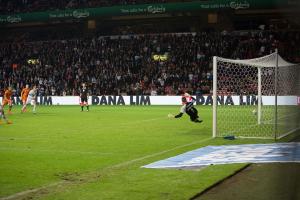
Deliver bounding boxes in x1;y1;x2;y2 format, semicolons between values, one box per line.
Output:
172;94;202;123
80;83;89;112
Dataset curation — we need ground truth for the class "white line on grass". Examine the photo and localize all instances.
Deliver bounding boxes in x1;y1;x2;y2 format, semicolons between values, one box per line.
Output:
0;137;212;200
0;181;66;200
109;137;212;169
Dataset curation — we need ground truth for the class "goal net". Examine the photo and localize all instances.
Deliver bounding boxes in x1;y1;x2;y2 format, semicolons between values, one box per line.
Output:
212;52;300;139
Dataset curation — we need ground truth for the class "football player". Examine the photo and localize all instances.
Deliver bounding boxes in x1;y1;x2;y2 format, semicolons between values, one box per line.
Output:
21;84;30;111
171;93;202;123
21;85;37;113
0;105;12;124
79;83;89;112
2;86;13;114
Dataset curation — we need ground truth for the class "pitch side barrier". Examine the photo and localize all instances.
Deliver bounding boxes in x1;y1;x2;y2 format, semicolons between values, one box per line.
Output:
0;95;299;106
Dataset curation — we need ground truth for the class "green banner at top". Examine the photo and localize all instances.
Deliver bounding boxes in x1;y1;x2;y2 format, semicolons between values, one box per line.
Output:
0;0;292;24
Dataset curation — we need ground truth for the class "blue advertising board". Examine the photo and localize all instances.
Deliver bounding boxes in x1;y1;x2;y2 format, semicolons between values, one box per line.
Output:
143;143;300;169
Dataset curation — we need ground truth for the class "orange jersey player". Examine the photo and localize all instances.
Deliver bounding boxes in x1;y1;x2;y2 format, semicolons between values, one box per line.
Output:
2;86;13;114
21;84;30;106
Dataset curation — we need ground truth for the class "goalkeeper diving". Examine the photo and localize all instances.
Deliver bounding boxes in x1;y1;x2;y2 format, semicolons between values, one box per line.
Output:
169;93;202;123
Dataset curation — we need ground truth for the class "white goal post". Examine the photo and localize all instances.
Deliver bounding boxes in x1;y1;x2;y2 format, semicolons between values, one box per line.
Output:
212;51;300;139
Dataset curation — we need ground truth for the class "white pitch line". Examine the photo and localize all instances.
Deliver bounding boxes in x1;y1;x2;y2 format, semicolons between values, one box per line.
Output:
109;137;212;169
0;137;212;200
0;181;66;200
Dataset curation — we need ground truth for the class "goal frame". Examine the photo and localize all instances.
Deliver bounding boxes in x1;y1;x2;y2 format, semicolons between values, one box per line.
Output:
212;50;299;139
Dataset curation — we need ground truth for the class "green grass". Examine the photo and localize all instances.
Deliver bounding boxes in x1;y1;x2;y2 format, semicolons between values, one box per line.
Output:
0;105;282;199
217;105;300;138
217;105;275;137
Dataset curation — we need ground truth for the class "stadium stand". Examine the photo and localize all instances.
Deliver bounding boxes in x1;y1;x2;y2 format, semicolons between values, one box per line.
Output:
0;30;299;96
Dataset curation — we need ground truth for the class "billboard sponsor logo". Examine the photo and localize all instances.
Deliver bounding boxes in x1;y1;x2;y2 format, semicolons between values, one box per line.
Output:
0;95;296;106
91;95;151;106
230;1;250;9
147;5;166;14
7;15;22;23
73;10;89;18
120;5;166;14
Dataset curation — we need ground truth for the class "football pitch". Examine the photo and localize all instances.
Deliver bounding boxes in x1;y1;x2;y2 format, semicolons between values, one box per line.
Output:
0;105;287;200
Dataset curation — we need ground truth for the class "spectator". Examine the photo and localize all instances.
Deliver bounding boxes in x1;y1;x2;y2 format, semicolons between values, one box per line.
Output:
0;30;299;96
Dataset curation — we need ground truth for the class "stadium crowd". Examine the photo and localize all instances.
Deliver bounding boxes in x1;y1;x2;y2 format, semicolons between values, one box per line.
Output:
0;0;190;14
0;30;299;96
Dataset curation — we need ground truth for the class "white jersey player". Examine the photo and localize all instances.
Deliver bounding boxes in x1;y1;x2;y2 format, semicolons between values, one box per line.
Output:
21;85;37;113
